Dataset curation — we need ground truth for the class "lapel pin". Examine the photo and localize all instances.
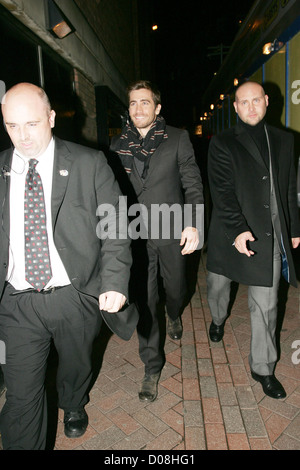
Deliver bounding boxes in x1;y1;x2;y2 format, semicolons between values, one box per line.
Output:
59;170;68;176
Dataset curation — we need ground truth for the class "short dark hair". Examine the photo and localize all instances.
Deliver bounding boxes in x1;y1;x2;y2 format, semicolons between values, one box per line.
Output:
127;80;161;107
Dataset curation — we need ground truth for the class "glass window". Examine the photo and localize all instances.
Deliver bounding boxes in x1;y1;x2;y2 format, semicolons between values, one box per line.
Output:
42;50;78;143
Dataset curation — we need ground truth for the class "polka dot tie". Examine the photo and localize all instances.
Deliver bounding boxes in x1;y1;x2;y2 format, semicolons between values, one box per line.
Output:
24;159;52;290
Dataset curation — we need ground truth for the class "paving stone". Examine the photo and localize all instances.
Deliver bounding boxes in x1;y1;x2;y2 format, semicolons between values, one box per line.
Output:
1;251;299;451
222;406;245;433
185;426;206;450
182;378;201;400
227;433;250;450
144;429;183;450
183;400;203;427
112;427;155;450
236;385;257;408
284;413;300;440
133;408;168;436
241;408;267;437
199;376;218;398
205;423;228;450
82;425;126;450
273;433;300;450
217;382;238;406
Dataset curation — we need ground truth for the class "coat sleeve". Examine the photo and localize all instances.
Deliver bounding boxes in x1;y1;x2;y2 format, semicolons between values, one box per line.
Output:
94;153;132;298
177;130;204;231
208;135;250;243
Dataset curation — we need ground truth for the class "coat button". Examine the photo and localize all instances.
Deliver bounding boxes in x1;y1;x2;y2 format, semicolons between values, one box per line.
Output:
262;175;268;180
266;232;271;236
264;204;269;208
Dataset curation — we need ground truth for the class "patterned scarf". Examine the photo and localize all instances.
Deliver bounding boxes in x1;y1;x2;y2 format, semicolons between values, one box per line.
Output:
114;115;168;179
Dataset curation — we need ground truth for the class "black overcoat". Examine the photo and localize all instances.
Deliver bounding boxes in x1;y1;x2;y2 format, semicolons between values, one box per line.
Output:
206;122;300;287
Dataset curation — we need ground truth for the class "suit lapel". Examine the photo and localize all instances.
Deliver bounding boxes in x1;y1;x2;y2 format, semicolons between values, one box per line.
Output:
51;138;73;229
144;140;165;181
235;125;267;169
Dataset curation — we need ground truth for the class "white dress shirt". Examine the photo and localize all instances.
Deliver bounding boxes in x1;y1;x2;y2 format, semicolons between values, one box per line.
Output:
7;138;70;290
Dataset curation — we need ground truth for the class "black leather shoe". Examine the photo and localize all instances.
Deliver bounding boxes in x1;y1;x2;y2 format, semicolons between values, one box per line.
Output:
209;320;225;342
139;373;160;402
64;408;88;438
167;316;183;340
251;371;286;399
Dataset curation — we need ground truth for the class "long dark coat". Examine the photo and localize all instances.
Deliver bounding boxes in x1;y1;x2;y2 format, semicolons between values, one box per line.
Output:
206;122;300;287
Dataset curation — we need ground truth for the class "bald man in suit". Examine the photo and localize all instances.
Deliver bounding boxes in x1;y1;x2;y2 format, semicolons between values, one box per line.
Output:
0;82;134;449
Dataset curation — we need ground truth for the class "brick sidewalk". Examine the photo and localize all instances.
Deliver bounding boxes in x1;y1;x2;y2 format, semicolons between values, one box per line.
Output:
1;251;300;450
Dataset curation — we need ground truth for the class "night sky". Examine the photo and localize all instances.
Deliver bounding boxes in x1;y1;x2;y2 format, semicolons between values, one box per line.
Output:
148;0;255;128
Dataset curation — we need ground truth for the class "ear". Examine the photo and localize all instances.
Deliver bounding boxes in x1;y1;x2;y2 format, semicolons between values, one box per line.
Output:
265;94;269;107
233;101;237;113
49;110;56;128
155;104;162;115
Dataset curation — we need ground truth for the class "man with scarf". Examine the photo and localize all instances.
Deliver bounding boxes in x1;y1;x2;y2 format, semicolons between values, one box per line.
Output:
110;80;204;402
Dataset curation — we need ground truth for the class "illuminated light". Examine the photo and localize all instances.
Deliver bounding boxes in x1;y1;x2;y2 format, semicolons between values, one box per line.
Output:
234;78;239;86
220;94;225;100
262;38;284;55
262;42;272;55
195;125;202;136
152;24;158;31
52;21;72;39
210;104;214;110
46;0;75;39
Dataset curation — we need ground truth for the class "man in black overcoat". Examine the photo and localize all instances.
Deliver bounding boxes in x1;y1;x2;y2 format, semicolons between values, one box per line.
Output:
206;81;300;399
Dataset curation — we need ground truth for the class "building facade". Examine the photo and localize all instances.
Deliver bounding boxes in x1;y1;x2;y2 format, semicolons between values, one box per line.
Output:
201;0;300;138
0;0;146;150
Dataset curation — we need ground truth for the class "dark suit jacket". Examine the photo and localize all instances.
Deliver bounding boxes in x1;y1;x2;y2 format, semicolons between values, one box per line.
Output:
207;122;300;287
111;125;204;246
0;137;137;339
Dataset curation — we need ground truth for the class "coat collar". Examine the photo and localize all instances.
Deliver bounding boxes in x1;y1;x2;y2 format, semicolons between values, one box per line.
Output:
234;122;266;169
51;137;73;229
234;122;280;172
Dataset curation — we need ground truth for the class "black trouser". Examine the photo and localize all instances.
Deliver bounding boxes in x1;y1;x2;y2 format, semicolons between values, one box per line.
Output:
136;240;187;375
0;283;101;450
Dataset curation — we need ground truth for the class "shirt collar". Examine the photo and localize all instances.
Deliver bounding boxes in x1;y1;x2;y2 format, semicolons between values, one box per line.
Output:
12;137;54;174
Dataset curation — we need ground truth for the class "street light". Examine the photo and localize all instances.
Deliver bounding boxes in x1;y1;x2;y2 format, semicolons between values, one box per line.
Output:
262;38;284;55
45;0;75;39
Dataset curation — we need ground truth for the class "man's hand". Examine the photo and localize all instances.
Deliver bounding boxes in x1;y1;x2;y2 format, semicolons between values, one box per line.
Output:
292;237;300;249
234;231;255;257
99;291;127;313
180;227;199;255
